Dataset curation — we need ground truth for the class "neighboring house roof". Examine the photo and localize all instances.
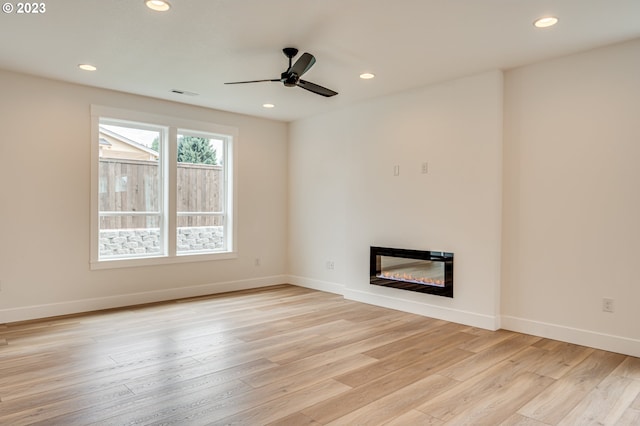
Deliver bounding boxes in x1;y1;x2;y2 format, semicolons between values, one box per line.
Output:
98;126;159;161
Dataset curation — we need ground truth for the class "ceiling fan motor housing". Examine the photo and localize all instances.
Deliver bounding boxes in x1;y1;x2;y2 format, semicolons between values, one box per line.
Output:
282;72;299;87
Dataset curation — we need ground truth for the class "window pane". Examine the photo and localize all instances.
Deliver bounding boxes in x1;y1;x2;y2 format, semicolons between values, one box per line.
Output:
98;121;164;261
177;133;226;254
99;124;160;213
99;215;161;259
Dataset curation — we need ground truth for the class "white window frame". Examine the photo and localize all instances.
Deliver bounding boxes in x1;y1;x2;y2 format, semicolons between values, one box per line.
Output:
90;105;238;270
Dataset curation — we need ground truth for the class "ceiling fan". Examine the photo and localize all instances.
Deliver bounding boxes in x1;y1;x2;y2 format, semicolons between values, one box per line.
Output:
225;47;338;97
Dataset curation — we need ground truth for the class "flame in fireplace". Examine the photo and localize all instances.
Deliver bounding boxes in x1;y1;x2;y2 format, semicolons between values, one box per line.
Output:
378;271;445;287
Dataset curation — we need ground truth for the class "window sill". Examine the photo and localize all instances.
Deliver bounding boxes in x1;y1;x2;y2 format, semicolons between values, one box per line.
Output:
90;251;238;270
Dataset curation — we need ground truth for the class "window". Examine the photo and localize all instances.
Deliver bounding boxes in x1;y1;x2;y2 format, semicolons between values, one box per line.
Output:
97;121;165;261
176;131;226;255
91;106;237;269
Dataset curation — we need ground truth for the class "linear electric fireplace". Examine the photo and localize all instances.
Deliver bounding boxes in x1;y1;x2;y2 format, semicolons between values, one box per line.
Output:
370;246;454;298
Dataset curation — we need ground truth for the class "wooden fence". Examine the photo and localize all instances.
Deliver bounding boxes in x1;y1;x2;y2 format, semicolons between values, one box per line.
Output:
99;159;223;229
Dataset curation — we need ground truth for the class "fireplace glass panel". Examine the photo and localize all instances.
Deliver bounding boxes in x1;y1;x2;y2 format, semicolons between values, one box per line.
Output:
378;256;445;287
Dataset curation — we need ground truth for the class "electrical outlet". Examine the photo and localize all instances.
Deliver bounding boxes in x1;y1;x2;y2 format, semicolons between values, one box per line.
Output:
602;298;614;313
393;165;400;176
421;162;428;174
326;261;335;270
254;258;261;267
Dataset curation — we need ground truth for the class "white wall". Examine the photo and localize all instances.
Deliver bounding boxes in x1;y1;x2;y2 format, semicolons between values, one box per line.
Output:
0;70;289;322
3;38;638;358
502;39;640;356
289;71;504;329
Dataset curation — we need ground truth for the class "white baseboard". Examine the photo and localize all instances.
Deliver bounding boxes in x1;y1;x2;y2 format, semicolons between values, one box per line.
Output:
344;287;500;331
0;275;287;324
501;315;640;358
287;275;345;295
287;275;499;330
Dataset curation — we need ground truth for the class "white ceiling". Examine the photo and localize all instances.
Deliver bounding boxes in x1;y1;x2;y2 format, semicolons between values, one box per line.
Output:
1;0;639;122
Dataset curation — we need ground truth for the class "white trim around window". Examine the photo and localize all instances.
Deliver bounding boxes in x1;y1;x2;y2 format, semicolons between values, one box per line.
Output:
90;105;238;270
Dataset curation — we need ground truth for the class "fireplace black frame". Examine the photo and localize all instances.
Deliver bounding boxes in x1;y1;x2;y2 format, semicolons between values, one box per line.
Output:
370;246;454;298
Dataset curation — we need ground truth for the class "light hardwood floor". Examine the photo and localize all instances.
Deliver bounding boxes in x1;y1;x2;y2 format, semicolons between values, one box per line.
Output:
0;285;638;425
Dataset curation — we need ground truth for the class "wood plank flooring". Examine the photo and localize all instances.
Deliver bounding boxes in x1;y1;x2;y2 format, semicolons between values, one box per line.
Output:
0;284;638;425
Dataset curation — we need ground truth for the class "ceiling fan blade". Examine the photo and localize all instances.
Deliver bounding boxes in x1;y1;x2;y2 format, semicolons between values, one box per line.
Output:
297;79;338;97
288;53;316;77
224;79;280;85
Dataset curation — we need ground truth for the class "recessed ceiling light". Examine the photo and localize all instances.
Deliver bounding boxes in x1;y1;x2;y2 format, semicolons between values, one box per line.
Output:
145;0;171;12
78;64;97;71
533;16;558;28
262;103;275;109
360;73;375;80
